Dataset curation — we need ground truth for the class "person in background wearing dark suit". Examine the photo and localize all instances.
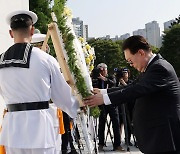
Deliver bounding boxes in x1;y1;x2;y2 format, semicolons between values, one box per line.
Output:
94;63;125;152
116;68;135;146
84;35;180;154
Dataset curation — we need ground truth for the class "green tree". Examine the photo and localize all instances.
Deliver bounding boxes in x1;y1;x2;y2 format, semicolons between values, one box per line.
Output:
159;24;180;77
151;45;159;54
169;14;180;28
88;39;140;79
88;39;124;74
30;0;56;56
29;0;52;33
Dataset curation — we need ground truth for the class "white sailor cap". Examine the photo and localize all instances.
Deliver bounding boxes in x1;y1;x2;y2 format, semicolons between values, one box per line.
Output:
6;10;38;26
31;33;46;43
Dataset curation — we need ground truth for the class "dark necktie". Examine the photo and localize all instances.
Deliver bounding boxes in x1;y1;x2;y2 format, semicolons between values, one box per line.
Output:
101;80;104;89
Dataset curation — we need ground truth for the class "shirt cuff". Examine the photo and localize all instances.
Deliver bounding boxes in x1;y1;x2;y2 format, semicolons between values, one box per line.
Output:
103;94;111;105
100;89;107;94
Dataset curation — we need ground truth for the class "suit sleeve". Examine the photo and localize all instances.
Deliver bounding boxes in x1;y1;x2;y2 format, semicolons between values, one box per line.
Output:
108;64;168;105
107;86;123;93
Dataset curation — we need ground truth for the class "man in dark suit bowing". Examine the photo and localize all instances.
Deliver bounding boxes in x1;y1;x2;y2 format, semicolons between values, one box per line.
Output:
84;35;180;154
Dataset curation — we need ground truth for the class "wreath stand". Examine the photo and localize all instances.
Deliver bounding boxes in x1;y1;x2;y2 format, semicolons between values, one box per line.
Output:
42;13;95;154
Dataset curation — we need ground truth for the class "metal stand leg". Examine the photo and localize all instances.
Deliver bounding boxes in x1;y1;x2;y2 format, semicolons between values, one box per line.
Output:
73;124;82;154
104;117;114;146
92;117;98;154
121;104;130;152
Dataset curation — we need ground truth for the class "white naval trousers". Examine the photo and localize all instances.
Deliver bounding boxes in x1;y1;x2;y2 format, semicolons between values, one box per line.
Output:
5;146;56;154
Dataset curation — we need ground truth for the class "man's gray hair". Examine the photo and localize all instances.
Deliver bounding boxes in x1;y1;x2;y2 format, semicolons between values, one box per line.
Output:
97;63;107;69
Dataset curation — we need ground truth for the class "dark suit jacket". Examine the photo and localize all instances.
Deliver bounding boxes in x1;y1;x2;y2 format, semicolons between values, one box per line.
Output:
107;54;180;153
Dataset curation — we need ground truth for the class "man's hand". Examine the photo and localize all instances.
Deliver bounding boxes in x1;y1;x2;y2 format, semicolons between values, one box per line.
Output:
92;88;100;94
120;78;127;86
98;74;107;81
84;93;104;107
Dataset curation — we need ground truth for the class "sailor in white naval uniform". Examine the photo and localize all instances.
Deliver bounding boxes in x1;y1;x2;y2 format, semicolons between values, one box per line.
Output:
0;10;79;154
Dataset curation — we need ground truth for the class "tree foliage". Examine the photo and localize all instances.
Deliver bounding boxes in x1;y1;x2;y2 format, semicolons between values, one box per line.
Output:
29;0;52;34
88;39;139;79
151;45;159;53
169;14;180;28
88;39;124;73
159;24;180;77
29;0;57;57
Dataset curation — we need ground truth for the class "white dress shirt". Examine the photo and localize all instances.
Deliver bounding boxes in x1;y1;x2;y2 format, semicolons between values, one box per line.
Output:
0;47;79;148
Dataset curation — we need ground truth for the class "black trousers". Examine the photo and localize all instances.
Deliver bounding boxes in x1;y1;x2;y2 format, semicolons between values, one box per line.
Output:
118;104;133;143
98;104;121;148
61;112;77;154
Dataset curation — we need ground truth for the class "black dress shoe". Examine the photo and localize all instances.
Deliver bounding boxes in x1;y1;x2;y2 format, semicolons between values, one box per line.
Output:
113;146;126;152
98;145;104;152
68;151;78;154
125;141;133;146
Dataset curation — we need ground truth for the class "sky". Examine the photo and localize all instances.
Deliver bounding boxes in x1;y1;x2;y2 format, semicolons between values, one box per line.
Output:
66;0;180;38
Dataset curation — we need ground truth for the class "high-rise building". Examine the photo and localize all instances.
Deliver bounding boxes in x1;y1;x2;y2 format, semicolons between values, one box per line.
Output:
72;17;89;41
72;17;83;38
164;19;175;31
111;35;119;41
83;25;88;41
119;33;130;40
145;21;161;48
133;29;146;39
99;35;111;40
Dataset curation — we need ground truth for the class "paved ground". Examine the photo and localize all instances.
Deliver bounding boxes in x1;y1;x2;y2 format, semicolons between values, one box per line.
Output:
98;140;142;154
73;136;142;154
96;115;143;154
